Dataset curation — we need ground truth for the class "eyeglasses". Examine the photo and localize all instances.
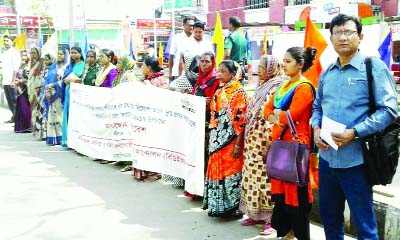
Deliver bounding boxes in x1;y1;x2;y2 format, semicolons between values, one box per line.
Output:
332;30;358;38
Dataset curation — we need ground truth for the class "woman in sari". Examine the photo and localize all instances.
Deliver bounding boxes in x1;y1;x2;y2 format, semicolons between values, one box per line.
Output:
112;55;137;87
82;50;99;86
44;48;69;145
202;60;248;217
61;47;85;147
95;49;118;88
140;56;167;88
13;50;31;133
239;55;283;235
33;53;55;140
27;47;42;134
173;51;220;200
263;47;316;240
132;57;166;180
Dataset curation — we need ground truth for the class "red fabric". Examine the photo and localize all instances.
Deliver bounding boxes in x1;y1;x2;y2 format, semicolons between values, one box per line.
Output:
192;57;219;98
144;71;164;81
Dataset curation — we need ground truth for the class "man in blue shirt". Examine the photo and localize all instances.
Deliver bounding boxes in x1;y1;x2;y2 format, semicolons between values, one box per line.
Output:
311;14;398;240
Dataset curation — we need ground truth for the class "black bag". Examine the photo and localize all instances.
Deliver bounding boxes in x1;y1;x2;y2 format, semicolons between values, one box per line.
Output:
361;57;400;186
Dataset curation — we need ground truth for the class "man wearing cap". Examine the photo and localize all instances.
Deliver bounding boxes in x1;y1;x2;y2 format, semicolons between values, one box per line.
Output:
168;16;195;81
0;35;21;123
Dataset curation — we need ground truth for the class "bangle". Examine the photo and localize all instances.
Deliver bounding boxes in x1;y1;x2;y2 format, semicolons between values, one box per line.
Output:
234;145;241;149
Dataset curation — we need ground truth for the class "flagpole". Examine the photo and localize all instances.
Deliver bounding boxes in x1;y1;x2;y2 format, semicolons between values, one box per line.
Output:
171;0;175;34
14;0;21;35
38;13;42;46
153;3;158;59
69;0;74;47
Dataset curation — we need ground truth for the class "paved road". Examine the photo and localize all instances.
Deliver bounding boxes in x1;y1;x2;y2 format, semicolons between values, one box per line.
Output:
0;107;355;240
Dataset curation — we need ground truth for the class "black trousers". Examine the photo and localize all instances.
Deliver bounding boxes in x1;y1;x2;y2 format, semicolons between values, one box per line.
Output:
3;85;16;120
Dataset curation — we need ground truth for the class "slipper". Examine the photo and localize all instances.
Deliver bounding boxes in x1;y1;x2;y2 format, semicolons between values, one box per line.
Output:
259;224;276;236
240;218;265;226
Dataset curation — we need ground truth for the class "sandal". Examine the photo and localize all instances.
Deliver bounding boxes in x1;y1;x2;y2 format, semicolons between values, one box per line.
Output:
240;218;265;226
259;224;276;236
120;165;133;172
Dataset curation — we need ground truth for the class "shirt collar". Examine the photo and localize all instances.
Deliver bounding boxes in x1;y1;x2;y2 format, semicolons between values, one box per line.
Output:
329;50;365;71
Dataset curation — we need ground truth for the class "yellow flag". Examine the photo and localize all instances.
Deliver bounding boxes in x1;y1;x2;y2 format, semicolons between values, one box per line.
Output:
261;30;267;56
158;42;164;66
212;12;224;66
14;33;26;50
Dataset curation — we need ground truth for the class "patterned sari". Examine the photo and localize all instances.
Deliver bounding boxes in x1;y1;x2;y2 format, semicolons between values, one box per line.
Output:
45;63;67;145
202;79;247;217
239;55;283;221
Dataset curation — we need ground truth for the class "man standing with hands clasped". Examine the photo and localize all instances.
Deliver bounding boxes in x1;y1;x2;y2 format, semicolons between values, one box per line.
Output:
311;14;398;240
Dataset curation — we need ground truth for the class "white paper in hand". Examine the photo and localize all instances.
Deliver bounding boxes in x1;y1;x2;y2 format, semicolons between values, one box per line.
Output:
320;116;346;151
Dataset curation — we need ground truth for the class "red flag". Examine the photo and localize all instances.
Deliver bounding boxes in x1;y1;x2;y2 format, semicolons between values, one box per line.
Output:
304;17;327;87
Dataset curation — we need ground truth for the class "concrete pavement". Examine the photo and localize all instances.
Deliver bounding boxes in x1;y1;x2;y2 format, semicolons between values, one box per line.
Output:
0;106;354;240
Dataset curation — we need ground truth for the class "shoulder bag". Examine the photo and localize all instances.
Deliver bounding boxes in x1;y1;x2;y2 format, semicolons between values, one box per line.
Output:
362;57;400;186
266;110;309;186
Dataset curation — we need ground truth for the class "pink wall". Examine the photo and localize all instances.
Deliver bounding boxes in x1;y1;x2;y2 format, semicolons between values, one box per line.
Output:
269;0;287;24
207;0;245;29
373;0;398;17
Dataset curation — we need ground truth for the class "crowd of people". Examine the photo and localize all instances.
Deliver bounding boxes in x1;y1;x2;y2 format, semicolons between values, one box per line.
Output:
1;13;398;240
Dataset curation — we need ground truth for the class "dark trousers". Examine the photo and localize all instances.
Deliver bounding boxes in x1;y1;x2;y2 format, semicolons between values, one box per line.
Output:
319;158;378;240
3;85;16;120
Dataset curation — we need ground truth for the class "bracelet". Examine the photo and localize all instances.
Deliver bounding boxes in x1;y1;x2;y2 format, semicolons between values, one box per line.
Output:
234;145;241;149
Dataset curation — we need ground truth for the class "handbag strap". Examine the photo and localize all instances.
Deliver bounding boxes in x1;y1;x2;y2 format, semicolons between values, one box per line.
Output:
365;57;376;115
286;110;299;140
277;83;316;140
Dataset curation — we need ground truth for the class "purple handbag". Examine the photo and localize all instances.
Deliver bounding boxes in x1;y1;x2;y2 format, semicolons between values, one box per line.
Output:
266;110;309;186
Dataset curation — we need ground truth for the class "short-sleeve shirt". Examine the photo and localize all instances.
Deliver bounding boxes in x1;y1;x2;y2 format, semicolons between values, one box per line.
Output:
0;47;21;85
191;38;214;57
224;30;247;64
171;32;193;77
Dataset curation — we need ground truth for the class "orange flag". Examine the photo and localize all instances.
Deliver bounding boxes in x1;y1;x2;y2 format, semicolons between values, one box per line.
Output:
261;30;267;56
304;17;327;87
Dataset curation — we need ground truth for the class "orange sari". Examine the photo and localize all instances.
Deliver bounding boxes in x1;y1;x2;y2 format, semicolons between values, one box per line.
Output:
202;79;247;217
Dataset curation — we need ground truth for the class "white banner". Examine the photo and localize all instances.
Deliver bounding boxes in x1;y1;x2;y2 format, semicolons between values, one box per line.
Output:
68;82;205;195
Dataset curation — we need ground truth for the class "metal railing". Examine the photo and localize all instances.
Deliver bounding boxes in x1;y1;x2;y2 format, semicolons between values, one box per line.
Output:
246;0;269;10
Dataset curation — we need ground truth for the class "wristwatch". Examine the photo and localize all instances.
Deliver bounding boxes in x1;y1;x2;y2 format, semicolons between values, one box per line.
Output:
353;128;359;139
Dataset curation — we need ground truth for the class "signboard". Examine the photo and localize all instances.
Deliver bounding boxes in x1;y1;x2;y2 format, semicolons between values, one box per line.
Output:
68;82;206;196
164;0;193;10
0;15;53;27
136;19;172;29
310;2;358;23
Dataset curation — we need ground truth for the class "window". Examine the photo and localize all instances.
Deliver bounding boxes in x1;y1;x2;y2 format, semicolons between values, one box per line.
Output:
295;0;310;5
246;0;269;10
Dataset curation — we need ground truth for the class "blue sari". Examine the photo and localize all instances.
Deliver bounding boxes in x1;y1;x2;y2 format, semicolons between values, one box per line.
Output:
61;61;85;147
44;63;65;145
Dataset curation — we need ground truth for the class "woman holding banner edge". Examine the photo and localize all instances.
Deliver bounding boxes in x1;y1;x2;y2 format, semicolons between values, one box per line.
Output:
202;60;248;217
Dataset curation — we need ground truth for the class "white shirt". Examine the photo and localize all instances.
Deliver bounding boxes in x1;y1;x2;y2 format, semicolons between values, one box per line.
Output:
0;47;21;85
170;32;193;77
190;38;214;57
